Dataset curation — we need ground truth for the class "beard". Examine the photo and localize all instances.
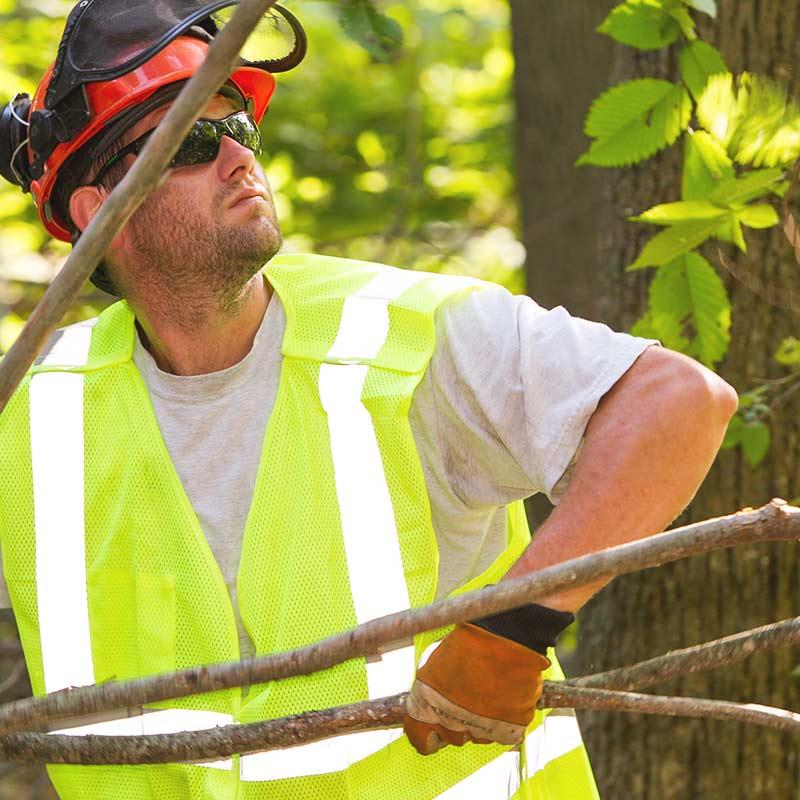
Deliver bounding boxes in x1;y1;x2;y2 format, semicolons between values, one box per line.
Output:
121;175;283;326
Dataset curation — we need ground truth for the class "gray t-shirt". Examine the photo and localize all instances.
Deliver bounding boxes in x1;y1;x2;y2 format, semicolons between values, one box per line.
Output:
0;283;656;662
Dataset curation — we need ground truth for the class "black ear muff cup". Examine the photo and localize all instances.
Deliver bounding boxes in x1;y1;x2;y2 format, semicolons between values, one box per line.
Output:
0;95;32;190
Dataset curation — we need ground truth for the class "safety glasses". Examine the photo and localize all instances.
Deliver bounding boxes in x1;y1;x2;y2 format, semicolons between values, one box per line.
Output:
91;110;262;187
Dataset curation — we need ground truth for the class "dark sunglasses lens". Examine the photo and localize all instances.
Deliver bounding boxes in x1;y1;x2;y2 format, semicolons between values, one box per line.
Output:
227;114;263;155
170;113;262;168
170;121;222;168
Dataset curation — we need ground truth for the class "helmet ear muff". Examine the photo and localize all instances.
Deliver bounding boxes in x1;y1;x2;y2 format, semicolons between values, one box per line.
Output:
0;94;33;191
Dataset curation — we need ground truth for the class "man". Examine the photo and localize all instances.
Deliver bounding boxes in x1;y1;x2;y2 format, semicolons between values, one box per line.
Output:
0;4;738;798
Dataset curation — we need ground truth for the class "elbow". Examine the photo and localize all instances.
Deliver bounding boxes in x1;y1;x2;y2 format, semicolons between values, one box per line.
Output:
659;349;738;432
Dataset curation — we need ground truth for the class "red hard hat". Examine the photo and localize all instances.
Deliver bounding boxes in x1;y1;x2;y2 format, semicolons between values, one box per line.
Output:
29;35;276;241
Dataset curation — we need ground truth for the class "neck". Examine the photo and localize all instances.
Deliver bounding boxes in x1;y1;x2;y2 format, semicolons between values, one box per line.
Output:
132;273;272;375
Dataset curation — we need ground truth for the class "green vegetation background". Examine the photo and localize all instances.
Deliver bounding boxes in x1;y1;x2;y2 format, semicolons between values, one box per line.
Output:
0;0;523;349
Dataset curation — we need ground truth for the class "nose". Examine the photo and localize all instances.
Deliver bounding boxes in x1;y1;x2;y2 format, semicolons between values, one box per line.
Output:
216;134;256;181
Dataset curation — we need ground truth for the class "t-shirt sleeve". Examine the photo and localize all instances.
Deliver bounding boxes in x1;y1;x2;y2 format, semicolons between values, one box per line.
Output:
427;285;659;506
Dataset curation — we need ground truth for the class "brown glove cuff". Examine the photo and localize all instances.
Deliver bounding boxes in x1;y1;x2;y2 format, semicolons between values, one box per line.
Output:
471;602;575;655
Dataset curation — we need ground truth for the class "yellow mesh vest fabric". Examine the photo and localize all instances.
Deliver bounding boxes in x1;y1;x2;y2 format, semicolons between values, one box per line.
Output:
0;254;598;799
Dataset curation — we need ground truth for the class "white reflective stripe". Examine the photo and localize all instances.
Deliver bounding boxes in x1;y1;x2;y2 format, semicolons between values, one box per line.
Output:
417;640;442;670
31;322;98;694
52;709;235;771
320;269;428;701
41;319;99;367
326;269;427;362
434;751;520;799
524;712;584;778
240;729;404;781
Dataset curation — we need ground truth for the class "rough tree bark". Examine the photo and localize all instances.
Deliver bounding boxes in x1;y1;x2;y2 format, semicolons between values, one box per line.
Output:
511;2;800;798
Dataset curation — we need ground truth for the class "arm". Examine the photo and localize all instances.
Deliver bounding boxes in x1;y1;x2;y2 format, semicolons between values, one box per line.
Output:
504;345;739;611
404;345;738;755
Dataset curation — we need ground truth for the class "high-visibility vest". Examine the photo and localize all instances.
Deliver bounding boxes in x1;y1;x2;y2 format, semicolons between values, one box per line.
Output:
0;254;599;799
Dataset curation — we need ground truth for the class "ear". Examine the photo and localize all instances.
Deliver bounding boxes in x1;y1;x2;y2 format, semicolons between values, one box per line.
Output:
69;185;104;233
69;185;129;251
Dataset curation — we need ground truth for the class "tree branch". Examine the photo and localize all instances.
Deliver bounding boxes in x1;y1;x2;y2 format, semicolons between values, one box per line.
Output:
0;0;279;413
0;500;797;739
570;616;800;691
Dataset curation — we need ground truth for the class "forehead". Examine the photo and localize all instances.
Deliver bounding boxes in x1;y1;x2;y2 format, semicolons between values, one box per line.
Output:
128;91;242;140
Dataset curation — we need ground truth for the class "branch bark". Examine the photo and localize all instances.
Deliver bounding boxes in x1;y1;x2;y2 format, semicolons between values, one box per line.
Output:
4;680;800;765
0;0;279;413
0;500;797;739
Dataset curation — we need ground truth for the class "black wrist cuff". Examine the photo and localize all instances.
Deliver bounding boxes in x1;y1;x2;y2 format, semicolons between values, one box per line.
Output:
471;603;575;655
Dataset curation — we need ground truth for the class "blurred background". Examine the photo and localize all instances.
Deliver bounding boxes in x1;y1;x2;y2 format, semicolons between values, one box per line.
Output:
1;1;799;797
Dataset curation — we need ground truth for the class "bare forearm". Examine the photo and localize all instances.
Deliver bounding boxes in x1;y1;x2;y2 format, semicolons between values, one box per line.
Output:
504;347;738;612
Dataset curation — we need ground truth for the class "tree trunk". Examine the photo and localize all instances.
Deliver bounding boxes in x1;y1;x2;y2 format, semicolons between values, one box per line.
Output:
511;2;800;798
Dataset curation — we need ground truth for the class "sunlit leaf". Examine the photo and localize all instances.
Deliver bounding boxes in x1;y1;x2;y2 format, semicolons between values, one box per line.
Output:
736;203;779;229
578;79;692;167
631;200;727;225
775;337;800;366
679;41;728;100
647;254;731;366
682;129;735;200
709;168;784;205
666;5;696;40
698;73;800;166
628;216;729;269
597;0;682;50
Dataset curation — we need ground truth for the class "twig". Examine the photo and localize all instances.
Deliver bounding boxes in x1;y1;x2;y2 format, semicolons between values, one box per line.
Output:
4;679;800;764
0;0;279;414
0;500;797;738
569;616;800;691
544;685;800;736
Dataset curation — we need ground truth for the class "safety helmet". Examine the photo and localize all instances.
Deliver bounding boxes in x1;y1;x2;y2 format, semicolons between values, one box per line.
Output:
0;1;306;242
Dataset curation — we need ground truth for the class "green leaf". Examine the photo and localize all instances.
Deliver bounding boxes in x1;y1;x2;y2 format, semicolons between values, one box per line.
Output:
698;73;800;166
632;200;727;225
682;253;732;365
666;5;697;39
709;168;784;205
629;216;729;269
722;414;743;449
338;0;403;62
598;0;683;50
632;309;692;352
578;80;692;167
646;255;730;365
682;129;735;200
775;336;800;366
679;41;728;100
740;421;770;467
736;203;779;229
683;0;717;17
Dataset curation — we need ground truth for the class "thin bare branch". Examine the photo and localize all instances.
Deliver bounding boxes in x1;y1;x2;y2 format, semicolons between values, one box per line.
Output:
570;616;800;691
0;0;279;413
0;500;797;739
4;678;800;765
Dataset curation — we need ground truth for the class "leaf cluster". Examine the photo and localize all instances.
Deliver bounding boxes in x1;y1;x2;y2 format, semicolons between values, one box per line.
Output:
580;0;800;470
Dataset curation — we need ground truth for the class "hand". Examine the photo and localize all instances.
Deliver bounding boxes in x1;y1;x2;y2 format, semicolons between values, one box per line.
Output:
403;622;550;756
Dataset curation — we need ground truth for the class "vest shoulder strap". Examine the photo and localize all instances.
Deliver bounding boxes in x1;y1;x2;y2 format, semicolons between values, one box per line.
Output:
266;253;486;374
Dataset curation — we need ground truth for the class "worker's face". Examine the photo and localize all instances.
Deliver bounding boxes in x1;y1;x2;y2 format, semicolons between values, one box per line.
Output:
112;92;282;302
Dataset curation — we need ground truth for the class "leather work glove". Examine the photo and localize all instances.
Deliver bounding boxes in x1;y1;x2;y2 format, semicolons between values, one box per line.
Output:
403;602;574;755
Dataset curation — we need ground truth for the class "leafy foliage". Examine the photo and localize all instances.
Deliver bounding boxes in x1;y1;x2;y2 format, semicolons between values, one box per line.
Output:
337;0;403;62
577;79;691;167
697;73;800;167
0;0;527;351
597;0;684;50
679;40;727;100
632;254;730;366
